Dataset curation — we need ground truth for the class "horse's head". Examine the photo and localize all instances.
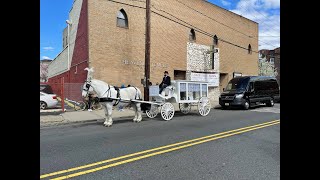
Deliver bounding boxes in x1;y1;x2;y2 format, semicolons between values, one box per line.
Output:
81;80;94;98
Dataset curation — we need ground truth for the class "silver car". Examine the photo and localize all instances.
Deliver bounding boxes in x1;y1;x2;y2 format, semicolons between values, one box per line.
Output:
40;92;58;110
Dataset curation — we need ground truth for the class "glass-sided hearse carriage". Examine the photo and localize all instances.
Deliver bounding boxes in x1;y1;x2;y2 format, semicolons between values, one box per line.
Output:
145;80;211;120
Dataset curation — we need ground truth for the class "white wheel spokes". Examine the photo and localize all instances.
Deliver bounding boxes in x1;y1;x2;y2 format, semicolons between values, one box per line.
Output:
161;103;175;121
146;105;158;118
180;103;191;114
198;97;211;116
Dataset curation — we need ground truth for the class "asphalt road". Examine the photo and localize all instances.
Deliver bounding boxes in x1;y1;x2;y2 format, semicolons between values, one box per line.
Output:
40;104;280;180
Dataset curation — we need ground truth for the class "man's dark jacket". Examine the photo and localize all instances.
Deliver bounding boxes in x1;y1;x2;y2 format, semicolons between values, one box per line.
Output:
160;76;171;87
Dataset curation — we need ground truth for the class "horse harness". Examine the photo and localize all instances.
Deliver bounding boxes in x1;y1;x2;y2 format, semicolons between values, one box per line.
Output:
99;85;141;106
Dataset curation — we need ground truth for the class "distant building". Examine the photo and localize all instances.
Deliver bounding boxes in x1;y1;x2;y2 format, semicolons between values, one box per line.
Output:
274;47;280;85
259;47;280;85
40;59;52;82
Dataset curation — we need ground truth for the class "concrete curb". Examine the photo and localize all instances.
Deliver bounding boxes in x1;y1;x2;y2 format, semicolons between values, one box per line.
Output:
40;101;220;126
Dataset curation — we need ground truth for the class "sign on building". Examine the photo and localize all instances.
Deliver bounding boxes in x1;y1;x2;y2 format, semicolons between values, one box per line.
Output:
190;72;219;87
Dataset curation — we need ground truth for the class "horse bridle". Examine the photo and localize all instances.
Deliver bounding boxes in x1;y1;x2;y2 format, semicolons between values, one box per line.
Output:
83;80;92;98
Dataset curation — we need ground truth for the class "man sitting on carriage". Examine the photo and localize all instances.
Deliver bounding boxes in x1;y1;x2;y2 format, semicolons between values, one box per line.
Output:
159;71;171;94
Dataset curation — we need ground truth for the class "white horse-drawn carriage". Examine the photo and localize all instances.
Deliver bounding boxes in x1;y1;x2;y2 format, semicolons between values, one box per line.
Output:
81;68;211;126
145;80;211;121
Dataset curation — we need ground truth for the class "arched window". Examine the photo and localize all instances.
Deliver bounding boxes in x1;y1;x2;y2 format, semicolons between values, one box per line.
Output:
213;35;218;46
189;29;196;42
117;9;128;28
248;44;252;54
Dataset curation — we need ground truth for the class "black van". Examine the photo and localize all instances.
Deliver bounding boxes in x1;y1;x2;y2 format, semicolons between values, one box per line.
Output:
219;76;280;110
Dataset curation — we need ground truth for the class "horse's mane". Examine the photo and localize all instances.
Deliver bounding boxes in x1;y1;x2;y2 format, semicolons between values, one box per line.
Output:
92;79;110;87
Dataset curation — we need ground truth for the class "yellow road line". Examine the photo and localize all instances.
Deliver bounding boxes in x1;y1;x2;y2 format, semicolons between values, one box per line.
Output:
51;121;280;180
40;120;279;179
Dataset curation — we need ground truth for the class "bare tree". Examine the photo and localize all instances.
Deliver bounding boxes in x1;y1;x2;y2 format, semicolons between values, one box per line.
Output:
258;61;277;77
40;63;49;82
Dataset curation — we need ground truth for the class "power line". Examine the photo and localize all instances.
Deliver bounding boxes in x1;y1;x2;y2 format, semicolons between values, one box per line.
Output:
108;0;145;9
127;0;145;3
151;5;213;37
233;0;280;32
127;0;277;49
151;5;258;52
174;0;254;38
258;36;280;37
234;0;280;27
172;0;277;48
107;0;261;53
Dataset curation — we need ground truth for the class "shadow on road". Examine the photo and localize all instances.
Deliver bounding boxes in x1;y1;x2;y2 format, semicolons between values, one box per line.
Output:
214;103;280;111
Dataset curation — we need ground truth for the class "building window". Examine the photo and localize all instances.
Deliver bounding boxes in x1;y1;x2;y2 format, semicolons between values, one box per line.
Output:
213;35;218;46
270;58;274;64
248;44;252;54
117;9;128;28
189;29;196;42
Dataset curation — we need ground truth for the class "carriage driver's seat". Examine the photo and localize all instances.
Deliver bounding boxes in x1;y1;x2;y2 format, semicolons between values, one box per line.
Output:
160;85;174;98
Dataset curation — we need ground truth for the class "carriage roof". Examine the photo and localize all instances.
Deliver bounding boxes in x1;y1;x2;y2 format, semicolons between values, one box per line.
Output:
171;80;209;84
170;80;210;88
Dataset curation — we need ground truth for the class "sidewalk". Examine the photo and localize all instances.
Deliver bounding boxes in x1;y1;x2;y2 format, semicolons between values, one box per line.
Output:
40;101;220;126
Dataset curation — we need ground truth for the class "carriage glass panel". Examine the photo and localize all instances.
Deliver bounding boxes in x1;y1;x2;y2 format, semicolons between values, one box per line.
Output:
180;83;186;100
193;84;201;100
201;84;208;97
188;83;195;100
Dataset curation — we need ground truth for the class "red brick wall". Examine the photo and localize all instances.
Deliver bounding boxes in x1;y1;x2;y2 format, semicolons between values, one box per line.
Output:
48;0;89;100
69;0;88;83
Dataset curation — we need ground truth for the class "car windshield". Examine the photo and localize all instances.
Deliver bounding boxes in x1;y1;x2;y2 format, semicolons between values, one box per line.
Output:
40;85;54;94
225;77;250;91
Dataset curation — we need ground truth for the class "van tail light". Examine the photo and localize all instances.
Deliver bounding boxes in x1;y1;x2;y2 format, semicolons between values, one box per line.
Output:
52;96;57;99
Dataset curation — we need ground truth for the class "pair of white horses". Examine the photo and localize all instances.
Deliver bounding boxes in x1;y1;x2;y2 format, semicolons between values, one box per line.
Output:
81;68;143;127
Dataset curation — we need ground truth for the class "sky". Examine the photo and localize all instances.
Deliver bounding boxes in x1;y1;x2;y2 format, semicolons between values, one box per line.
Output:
40;0;280;60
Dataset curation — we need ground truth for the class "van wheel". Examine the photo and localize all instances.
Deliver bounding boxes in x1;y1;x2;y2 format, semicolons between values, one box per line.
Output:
266;98;274;107
243;100;250;110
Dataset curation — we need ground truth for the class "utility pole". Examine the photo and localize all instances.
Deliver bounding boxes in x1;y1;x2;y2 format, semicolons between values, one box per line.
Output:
144;0;151;101
209;44;215;70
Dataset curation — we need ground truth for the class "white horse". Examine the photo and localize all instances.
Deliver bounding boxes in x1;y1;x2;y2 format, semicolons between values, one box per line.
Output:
81;69;143;127
81;79;143;126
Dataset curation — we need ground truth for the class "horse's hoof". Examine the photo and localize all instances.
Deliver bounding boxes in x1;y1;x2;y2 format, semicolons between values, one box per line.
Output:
104;123;111;126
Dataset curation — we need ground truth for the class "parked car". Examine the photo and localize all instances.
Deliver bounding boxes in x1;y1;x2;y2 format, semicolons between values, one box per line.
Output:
40;92;58;110
219;76;280;110
40;84;54;94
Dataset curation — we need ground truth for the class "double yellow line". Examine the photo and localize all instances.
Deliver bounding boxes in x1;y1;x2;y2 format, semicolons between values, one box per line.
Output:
41;120;280;180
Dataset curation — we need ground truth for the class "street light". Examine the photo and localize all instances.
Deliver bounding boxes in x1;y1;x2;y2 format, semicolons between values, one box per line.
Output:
66;20;72;70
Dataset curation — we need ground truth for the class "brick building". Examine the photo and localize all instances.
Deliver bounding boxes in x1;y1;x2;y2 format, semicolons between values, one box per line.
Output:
47;0;259;102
